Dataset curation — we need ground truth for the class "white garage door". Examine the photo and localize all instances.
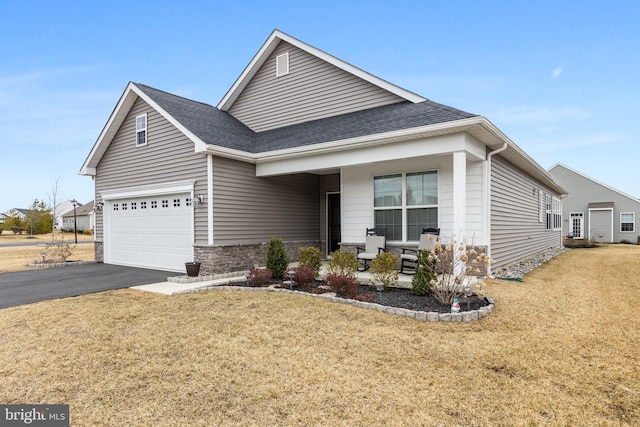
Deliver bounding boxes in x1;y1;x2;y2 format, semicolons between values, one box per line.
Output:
105;193;193;272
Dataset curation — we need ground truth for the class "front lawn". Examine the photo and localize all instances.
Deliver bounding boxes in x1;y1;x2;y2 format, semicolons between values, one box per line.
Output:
0;245;638;425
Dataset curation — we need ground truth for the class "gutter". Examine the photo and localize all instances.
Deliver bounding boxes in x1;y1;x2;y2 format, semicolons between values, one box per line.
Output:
485;142;508;276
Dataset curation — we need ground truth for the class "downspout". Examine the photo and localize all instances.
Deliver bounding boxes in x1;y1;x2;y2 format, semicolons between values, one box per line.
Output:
485;142;508;276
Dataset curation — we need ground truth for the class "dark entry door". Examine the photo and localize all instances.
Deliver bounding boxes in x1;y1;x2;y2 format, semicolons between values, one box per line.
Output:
327;193;341;254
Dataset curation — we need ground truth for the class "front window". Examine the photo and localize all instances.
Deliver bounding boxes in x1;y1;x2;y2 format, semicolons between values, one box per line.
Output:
621;212;635;232
374;171;438;241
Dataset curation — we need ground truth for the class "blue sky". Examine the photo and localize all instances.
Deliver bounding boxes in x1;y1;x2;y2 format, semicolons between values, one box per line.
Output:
1;0;638;211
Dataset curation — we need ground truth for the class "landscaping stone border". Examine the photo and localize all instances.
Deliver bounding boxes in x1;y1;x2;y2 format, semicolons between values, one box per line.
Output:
179;280;494;322
26;260;98;269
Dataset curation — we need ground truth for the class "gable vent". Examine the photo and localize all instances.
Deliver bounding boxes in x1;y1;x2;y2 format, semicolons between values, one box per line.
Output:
276;52;289;77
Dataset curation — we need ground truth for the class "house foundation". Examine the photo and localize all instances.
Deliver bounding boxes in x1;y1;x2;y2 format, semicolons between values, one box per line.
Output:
194;240;323;275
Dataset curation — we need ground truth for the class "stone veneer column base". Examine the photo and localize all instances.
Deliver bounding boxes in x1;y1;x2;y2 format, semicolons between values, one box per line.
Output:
94;241;104;263
194;240;322;275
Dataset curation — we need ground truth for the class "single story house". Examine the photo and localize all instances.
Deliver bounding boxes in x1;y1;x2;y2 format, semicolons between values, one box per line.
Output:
80;29;567;274
62;201;95;233
55;200;82;230
549;163;640;243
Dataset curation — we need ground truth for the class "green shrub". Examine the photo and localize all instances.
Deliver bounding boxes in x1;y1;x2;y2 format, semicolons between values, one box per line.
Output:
265;237;289;279
298;246;322;277
327;250;359;277
325;273;360;299
411;249;436;296
370;252;399;290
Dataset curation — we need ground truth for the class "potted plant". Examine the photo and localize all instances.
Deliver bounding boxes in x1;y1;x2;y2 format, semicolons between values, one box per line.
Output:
185;261;201;277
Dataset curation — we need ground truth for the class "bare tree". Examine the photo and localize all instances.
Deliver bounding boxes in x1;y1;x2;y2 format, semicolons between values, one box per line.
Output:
48;177;63;244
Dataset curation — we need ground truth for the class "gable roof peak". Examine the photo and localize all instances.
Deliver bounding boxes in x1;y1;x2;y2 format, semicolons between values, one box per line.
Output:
217;29;427;111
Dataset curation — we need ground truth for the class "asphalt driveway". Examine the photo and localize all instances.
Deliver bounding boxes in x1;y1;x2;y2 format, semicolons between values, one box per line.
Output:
0;263;176;309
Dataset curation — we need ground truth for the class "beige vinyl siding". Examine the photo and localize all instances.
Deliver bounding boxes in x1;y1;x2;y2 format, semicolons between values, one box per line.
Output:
212;156;320;244
228;41;404;132
95;97;208;243
491;156;561;268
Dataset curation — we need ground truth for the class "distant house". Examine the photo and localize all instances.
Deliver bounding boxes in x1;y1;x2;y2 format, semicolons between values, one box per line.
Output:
55;200;83;230
549;163;640;243
0;212;5;224
5;208;27;219
62;201;95;232
80;29;566;273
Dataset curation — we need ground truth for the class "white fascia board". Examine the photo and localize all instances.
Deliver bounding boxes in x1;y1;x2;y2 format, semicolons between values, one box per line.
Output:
196;144;257;163
101;180;196;200
131;84;208;151
479;118;567;195
79;83;208;177
79;82;138;176
217;30;426;110
256;133;469;176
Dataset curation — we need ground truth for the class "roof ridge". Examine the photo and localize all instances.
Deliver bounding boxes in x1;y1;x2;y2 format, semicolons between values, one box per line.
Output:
134;82;216;109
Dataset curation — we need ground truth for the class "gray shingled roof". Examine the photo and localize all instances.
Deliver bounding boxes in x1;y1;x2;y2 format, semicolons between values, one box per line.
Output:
136;83;477;154
136;84;255;152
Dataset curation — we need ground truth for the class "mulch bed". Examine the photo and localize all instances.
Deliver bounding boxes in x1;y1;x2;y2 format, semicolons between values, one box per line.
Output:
243;281;488;314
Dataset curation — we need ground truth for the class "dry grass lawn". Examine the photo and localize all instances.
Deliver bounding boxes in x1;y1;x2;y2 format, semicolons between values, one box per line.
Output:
0;239;95;273
0;245;638;425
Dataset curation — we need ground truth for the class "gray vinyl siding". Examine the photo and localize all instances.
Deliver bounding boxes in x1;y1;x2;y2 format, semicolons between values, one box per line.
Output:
491;156;561;268
549;164;640;243
228;41;405;132
94;97;208;243
211;156;320;244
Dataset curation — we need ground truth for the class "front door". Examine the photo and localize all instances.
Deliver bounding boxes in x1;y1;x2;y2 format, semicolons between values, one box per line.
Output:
570;212;584;238
327;193;341;255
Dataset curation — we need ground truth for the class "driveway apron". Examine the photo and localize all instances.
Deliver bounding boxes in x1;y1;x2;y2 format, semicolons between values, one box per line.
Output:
0;264;176;309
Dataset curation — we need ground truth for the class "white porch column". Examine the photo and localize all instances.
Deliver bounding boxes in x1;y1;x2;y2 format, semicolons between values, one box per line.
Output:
452;151;466;241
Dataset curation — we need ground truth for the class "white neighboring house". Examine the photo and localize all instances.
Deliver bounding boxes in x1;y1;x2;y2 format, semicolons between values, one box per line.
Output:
0;212;5;225
5;208;27;219
55;200;82;230
62;201;95;233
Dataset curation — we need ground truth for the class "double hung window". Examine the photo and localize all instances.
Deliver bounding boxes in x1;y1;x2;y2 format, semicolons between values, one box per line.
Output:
136;114;147;146
621;213;635;232
374;171;438;241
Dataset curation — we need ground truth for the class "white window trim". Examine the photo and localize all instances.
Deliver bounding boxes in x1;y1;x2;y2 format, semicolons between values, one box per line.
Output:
136;113;147;146
620;212;635;232
553;197;562;231
373;170;439;242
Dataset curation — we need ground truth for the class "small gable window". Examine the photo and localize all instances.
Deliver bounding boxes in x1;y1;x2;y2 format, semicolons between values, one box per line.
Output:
136;113;147;146
276;52;289;77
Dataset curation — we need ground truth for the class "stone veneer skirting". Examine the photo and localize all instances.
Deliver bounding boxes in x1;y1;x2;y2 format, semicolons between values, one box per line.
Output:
194;240;322;275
